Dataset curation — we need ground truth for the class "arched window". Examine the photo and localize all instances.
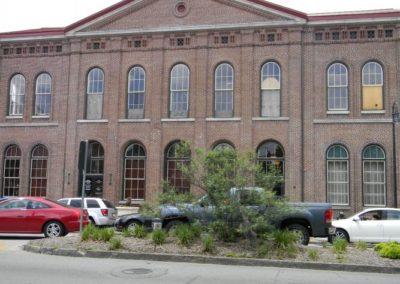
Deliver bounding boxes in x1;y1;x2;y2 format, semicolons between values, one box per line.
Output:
85;141;104;197
257;141;285;196
362;62;383;110
127;66;145;119
326;145;349;205
327;63;348;111
35;73;52;116
261;62;280;117
165;142;191;193
213;142;235;151
170;64;189;118
215;63;234;118
363;145;386;206
86;68;104;119
123;143;146;200
30;145;49;197
2;145;22;196
9;74;25;116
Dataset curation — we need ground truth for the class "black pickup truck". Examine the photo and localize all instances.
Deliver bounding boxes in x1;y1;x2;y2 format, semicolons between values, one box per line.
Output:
115;189;334;245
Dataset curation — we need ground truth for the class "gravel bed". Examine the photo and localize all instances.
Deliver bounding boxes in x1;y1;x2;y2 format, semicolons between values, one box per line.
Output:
28;234;400;268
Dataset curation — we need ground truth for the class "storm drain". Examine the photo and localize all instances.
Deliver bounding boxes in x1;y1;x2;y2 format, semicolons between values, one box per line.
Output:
122;268;152;275
111;267;168;279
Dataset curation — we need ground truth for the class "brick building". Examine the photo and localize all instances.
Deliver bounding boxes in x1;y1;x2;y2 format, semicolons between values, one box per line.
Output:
0;0;399;215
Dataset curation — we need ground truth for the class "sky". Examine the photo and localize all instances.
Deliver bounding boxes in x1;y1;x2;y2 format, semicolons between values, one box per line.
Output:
1;0;400;33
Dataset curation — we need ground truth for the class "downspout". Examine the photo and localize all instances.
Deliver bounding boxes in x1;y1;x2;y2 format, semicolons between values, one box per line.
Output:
300;28;305;202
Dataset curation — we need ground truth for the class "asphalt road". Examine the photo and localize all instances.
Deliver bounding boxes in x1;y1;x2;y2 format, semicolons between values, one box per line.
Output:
1;236;399;284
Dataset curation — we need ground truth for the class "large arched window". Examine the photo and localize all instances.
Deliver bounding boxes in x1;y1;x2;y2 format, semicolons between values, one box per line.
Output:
30;145;49;197
127;66;145;119
123;143;146;200
213;142;235;151
363;145;386;206
326;145;349;205
362;62;383;110
9;74;25;116
257;141;285;196
170;64;189;118
165;142;191;193
86;68;104;119
2;145;22;196
35;73;52;116
261;62;280;117
215;63;234;118
327;63;348;111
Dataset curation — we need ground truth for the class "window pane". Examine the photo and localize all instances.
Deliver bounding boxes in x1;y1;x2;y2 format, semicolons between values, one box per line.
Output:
170;65;189;118
9;74;26;116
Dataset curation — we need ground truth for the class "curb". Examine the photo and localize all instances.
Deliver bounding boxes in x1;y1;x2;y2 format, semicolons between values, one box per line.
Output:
23;244;400;274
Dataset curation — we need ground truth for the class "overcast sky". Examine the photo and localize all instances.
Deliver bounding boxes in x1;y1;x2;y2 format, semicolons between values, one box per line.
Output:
1;0;400;33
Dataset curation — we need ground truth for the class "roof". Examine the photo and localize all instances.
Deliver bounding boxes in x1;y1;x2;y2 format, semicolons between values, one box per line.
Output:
0;0;399;39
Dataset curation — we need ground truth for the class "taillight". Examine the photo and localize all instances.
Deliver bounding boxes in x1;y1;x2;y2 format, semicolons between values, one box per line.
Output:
324;208;333;223
101;209;108;216
83;209;89;220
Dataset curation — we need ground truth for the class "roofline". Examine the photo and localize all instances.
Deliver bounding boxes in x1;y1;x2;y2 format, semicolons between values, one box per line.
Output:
0;0;399;39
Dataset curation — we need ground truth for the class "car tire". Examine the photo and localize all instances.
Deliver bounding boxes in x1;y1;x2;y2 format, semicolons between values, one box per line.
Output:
165;219;184;230
44;221;64;238
89;217;96;225
333;228;349;242
287;224;310;245
126;220;141;230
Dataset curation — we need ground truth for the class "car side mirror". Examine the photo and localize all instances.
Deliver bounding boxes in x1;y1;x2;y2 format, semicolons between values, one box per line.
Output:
353;216;360;222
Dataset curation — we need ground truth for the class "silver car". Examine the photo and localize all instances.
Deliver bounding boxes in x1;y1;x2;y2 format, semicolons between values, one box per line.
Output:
58;197;117;226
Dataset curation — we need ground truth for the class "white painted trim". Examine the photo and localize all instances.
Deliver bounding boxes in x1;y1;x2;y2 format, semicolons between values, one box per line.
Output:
252;117;289;121
308;17;400;26
361;110;386;114
118;119;151;123
314;118;391;124
326;111;350;115
161;118;195;122
5;116;23;119
76;119;109;123
0;122;59;127
32;115;50;119
206;117;241;122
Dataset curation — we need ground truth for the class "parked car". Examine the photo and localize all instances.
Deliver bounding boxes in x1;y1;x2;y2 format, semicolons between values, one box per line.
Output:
0;197;89;237
115;188;334;245
0;197;7;203
330;208;400;243
58;197;117;226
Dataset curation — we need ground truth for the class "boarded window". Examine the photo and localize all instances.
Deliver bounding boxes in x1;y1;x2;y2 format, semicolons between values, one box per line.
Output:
362;62;383;110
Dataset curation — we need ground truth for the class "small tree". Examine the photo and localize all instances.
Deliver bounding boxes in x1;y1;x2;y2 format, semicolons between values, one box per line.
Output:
175;141;289;242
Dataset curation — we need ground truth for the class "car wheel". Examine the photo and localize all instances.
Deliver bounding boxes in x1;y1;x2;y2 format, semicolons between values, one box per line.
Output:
165;219;184;230
333;228;349;242
287;224;310;245
89;217;96;225
44;221;64;238
126;220;141;230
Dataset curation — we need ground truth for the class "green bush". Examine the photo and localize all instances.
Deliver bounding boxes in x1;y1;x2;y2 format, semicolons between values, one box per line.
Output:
175;224;195;246
374;242;400;259
109;237;123;250
354;241;368;251
201;234;215;253
80;224;115;242
307;249;319;261
132;224;147;238
273;230;298;258
332;239;347;254
152;229;167;247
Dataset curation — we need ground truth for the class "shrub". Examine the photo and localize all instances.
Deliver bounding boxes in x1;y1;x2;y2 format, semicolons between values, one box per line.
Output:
152;229;167;248
308;249;319;261
354;241;368;251
132;224;147;239
109;237;123;250
201;234;215;253
81;224;96;241
175;224;195;246
273;230;298;258
80;225;115;242
99;227;115;242
332;239;347;254
374;242;400;259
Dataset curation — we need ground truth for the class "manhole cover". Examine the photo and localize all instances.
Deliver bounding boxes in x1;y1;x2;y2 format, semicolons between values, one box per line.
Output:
122;268;153;275
111;267;168;279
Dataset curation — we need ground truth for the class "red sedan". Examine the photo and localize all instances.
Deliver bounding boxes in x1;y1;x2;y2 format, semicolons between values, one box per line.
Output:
0;197;89;237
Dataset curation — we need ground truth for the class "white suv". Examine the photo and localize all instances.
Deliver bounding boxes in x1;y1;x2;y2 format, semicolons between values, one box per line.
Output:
58;197;117;226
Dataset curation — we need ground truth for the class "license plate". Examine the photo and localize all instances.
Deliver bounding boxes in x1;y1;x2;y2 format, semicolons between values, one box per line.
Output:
329;227;336;234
